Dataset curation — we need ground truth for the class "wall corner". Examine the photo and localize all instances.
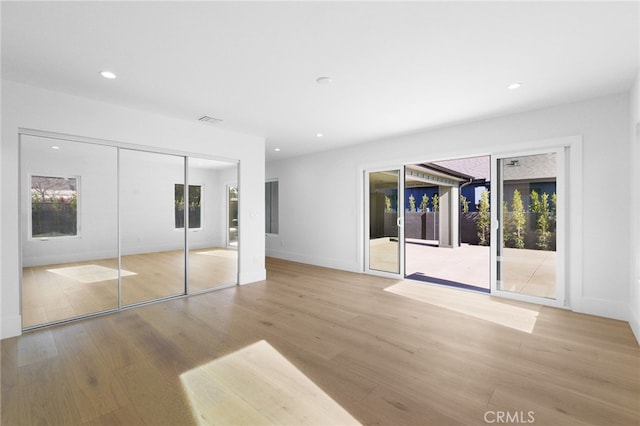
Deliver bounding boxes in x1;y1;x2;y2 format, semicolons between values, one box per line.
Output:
1;315;22;339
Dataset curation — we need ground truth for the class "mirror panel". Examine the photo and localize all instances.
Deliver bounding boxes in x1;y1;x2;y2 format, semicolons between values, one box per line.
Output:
187;158;238;292
21;135;119;327
120;149;186;305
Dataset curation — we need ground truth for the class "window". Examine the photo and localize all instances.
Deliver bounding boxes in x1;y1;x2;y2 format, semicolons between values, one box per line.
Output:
31;175;78;238
175;184;202;229
265;180;279;234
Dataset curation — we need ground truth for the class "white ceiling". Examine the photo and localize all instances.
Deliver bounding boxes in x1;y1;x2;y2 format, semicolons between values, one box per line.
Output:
2;1;638;161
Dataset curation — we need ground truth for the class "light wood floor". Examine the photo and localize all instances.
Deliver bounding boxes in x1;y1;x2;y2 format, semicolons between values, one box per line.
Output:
22;248;238;328
3;258;639;425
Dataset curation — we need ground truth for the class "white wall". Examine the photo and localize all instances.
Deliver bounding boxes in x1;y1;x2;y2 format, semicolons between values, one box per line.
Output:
629;71;640;343
267;92;631;322
1;80;266;338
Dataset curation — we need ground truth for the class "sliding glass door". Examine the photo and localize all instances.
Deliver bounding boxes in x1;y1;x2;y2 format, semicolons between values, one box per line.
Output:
363;146;568;309
492;149;564;305
365;169;404;277
21;133;240;329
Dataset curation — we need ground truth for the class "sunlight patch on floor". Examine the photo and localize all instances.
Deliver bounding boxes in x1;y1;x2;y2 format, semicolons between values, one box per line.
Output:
385;281;540;333
46;264;136;283
180;340;361;426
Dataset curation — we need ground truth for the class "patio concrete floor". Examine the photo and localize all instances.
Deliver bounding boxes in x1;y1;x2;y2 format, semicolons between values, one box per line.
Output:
371;238;556;298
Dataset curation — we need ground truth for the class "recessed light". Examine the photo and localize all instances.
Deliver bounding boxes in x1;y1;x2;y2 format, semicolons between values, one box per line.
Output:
274;148;281;152
100;70;117;79
316;76;332;85
316;133;324;138
507;82;522;90
51;146;60;150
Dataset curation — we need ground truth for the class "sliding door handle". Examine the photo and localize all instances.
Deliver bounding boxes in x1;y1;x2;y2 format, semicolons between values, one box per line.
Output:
397;216;404;227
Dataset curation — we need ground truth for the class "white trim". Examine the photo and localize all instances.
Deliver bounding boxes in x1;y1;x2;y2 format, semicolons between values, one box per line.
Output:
567;141;583;312
580;297;629;322
239;268;266;285
630;296;640;344
1;315;22;339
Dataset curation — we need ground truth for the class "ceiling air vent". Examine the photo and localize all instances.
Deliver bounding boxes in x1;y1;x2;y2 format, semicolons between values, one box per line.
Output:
198;115;223;124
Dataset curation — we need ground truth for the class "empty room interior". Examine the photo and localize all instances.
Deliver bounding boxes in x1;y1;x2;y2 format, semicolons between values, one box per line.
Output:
1;2;640;425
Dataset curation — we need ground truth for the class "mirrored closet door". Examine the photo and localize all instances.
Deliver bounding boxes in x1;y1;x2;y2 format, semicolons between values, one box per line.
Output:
21;134;239;329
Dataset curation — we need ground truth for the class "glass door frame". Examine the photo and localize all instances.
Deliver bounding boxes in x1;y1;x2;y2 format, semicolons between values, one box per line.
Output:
490;147;566;307
364;167;405;279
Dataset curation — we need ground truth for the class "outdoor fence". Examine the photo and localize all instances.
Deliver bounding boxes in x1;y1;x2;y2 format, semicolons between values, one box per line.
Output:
400;211;556;251
31;202;77;237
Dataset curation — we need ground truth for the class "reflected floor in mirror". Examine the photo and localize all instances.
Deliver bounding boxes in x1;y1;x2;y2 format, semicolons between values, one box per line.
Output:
22;247;238;328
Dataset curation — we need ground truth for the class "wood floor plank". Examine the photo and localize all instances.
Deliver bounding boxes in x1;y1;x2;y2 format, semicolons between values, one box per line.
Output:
16;329;59;367
111;311;193;375
115;359;196;426
82;316;148;372
17;358;81;425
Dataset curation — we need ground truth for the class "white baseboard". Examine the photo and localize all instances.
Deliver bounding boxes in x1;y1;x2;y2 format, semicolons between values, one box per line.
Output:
239;268;266;285
266;248;359;273
1;315;22;339
629;304;640;346
577;296;629;322
629;312;640;345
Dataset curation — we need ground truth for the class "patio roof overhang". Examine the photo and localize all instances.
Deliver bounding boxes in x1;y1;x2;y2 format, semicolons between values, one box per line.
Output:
405;164;471;188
